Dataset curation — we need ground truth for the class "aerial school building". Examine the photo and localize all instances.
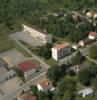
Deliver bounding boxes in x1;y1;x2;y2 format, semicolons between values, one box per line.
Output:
22;24;52;44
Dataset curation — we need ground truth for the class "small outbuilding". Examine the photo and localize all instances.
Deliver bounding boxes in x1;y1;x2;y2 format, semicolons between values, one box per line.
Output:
72;44;79;50
78;88;94;98
88;32;97;40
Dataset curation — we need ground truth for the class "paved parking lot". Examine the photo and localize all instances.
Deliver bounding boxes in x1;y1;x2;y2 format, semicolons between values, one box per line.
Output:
0;77;22;94
10;31;45;47
0;49;27;68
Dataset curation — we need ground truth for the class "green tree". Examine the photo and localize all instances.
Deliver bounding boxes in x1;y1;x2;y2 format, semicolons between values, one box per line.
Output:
46;66;61;81
30;85;37;95
62;91;75;100
88;63;97;77
58;77;76;94
78;69;91;85
38;43;52;59
93;77;97;91
37;91;49;100
89;45;97;59
71;51;84;65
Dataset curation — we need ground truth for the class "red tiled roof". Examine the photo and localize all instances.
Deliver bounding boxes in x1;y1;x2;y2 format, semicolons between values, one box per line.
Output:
19;93;36;100
89;32;97;36
53;42;70;50
18;61;37;72
38;79;52;88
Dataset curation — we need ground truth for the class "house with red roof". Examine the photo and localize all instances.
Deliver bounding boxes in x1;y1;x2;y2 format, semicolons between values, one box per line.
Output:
18;91;36;100
88;32;97;40
18;61;39;80
37;79;55;92
51;42;71;60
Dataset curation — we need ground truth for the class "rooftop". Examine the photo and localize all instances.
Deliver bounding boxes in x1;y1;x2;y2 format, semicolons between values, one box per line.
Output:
70;63;89;73
78;88;94;95
23;24;49;35
53;11;65;17
89;32;97;36
18;61;38;72
18;92;36;100
0;59;8;76
53;42;70;50
80;38;91;45
38;79;52;88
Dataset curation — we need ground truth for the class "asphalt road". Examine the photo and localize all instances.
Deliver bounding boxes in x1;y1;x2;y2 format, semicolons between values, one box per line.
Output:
1;72;46;100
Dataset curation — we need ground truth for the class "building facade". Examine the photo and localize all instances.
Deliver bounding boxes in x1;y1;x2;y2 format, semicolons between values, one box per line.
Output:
52;42;71;60
0;70;16;84
22;24;52;44
18;61;39;80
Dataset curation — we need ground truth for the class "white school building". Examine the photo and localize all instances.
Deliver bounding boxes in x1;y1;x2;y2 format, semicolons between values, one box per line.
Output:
22;24;52;44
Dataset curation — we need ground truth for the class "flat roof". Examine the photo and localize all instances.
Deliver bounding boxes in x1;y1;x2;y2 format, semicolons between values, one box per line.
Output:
0;59;8;76
18;61;38;72
0;77;22;94
23;24;49;35
78;88;93;95
52;42;70;50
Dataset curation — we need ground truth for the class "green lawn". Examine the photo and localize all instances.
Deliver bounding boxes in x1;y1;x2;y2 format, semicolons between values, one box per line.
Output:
13;41;32;58
0;21;22;53
75;95;97;100
53;36;71;44
45;58;59;67
0;36;13;52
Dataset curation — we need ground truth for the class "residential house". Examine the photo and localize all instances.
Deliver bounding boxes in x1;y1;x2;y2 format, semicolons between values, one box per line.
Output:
37;79;54;92
93;13;97;19
18;91;36;100
70;63;88;74
78;88;94;98
88;32;97;40
52;42;71;60
86;12;93;18
79;38;91;46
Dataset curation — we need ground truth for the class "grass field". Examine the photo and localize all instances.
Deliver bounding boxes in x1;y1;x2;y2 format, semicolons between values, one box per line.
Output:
0;24;14;53
13;41;32;58
45;58;59;67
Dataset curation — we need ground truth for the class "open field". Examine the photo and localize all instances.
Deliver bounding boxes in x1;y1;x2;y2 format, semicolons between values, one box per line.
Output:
45;58;59;67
